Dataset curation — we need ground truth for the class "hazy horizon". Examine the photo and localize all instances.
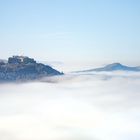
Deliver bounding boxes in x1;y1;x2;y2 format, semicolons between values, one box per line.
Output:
1;55;140;73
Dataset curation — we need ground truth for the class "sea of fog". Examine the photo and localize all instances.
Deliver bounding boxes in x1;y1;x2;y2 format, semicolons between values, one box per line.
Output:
0;71;140;140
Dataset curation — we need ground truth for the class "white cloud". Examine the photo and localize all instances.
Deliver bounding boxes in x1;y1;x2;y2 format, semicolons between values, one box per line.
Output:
0;72;140;140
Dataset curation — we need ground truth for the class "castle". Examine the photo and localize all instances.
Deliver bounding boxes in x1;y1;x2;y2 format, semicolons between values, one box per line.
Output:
8;56;36;64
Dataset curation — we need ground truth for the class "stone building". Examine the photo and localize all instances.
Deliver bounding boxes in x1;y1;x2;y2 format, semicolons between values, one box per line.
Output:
8;56;36;64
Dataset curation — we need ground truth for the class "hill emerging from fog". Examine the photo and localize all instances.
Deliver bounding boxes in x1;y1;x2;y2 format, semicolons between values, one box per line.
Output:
76;63;140;72
0;56;63;82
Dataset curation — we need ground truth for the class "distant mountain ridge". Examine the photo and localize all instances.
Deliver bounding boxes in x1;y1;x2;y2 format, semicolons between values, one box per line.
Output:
76;63;140;72
0;56;63;82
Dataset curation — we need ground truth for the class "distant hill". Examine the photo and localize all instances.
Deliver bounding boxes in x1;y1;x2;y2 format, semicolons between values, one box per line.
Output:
76;63;140;72
0;56;63;82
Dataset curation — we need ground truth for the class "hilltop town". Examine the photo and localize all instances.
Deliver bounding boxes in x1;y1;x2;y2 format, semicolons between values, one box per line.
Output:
0;56;63;82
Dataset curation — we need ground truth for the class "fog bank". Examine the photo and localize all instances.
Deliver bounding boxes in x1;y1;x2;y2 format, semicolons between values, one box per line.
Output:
0;72;140;140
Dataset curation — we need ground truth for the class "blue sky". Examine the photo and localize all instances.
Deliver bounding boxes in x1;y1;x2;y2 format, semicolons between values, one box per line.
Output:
0;0;140;70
